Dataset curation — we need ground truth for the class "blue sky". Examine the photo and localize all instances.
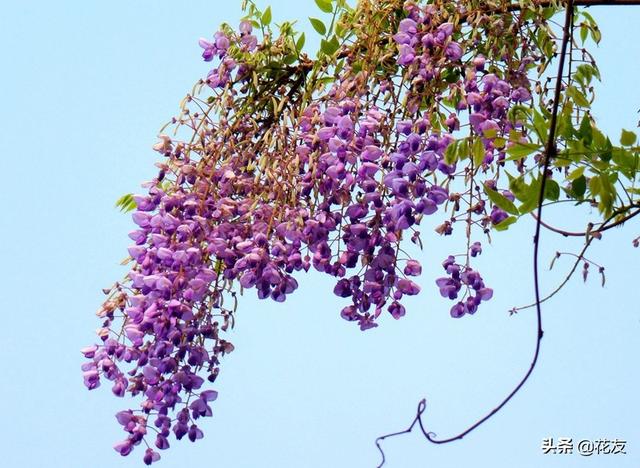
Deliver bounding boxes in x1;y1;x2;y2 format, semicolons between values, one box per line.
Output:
0;1;638;467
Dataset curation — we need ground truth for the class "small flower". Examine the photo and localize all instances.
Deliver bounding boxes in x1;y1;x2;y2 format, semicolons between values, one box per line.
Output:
152;134;172;154
143;448;161;465
398;18;418;35
490;206;508;225
473;55;486;70
397;278;421;295
215;35;230;51
470;242;482;257
445;42;463;61
113;439;133;457
340;305;359;322
200;390;218;401
445;113;460;131
393;32;412;45
333;279;352;297
188;425;204;442
404;259;422;276
239;20;253;35
388;301;406;319
80;345;98;358
397;44;416;66
501;190;515;202
198;38;216;61
450;302;466;318
155;435;170;450
83;369;100;390
511;87;531;102
478;288;493;301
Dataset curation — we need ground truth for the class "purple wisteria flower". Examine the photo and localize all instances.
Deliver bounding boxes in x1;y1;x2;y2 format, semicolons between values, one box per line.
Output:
470;242;482;257
436;256;493;318
84;1;545;462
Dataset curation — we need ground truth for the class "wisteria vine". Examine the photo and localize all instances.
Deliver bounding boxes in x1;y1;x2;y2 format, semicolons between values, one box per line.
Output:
83;0;640;465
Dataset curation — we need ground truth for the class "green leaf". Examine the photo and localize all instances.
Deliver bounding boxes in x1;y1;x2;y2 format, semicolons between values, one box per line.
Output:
542;7;555;20
444;140;458;165
532;109;549;140
557;106;575;140
296;32;306;52
472;138;485;167
544;179;560;201
315;0;333;13
442;68;461;84
508;174;530;202
329;34;340;51
316;76;335;86
580;24;588;44
591;126;607;149
214;258;224;275
588;175;601;195
261;6;272;26
565;140;590;165
553;150;573;168
507;142;541;160
283;54;297;64
518;198;538;215
620;129;637;146
115;193;136;213
494;216;518;231
515;176;542;214
612;148;638;177
567;166;585;181
456;138;470;162
578;114;592;144
581;11;596;24
596;173;615;215
493;137;506;149
482;127;498;139
575;63;600;85
320;35;340;55
571;174;587;199
566;85;590;108
484;186;519;215
309;17;326;35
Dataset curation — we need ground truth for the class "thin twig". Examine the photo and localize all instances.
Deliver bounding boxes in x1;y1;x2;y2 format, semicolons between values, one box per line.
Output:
375;1;575;465
531;206;640;237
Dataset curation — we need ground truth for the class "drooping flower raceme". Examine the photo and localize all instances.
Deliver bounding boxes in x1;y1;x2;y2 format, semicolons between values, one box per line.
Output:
83;0;569;463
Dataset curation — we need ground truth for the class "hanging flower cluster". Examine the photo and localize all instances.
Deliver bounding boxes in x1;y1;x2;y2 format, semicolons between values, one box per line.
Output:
84;0;636;464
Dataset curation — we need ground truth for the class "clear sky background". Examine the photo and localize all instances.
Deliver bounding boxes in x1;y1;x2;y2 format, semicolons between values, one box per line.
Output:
0;1;639;467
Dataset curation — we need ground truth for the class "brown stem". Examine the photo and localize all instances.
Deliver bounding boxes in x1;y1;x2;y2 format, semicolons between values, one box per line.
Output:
531;206;640;237
489;0;640;12
546;0;640;5
375;1;577;465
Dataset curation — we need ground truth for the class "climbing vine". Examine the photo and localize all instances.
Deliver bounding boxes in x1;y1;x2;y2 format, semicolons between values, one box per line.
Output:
83;0;640;464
